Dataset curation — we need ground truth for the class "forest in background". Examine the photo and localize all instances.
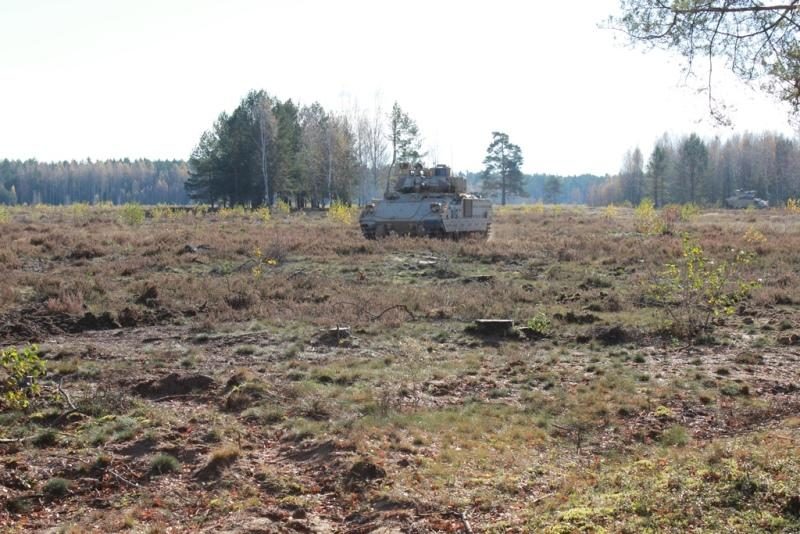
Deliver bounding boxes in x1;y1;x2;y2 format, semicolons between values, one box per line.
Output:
0;159;189;206
1;131;799;208
590;131;800;207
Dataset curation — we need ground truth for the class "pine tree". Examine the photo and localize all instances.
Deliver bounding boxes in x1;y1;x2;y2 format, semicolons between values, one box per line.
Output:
647;144;668;207
481;132;525;205
677;134;708;204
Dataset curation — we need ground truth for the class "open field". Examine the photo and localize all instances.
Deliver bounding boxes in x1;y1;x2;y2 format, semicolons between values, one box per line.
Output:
1;204;800;533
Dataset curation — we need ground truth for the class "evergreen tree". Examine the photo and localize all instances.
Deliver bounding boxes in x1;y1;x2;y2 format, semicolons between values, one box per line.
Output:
677;133;708;203
647;144;669;207
186;128;224;205
543;176;561;203
481;131;525;205
271;99;302;205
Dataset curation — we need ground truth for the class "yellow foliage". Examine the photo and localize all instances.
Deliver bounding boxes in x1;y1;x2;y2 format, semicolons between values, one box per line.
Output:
274;199;291;216
151;204;176;221
0;206;9;224
119;203;145;225
679;203;700;221
603;204;619;219
69;202;90;221
520;202;545;215
1;345;46;411
786;198;800;214
743;226;767;245
219;205;247;219
254;207;271;223
328;200;358;224
634;199;665;235
251;246;279;279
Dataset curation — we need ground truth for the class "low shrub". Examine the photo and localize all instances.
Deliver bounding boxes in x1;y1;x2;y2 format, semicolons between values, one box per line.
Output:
527;312;552;337
661;425;690;447
647;234;759;341
120;203;145;225
43;477;70;498
328;200;359;225
150;453;180;475
1;345;46;411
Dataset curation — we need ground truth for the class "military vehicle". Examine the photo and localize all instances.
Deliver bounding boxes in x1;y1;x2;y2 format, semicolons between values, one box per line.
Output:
725;189;768;209
359;163;492;239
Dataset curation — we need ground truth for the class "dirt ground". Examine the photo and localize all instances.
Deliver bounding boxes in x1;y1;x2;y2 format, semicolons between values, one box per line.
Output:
1;204;799;533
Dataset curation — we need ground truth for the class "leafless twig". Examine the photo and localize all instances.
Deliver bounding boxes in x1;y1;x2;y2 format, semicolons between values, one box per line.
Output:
56;378;77;411
109;469;139;487
372;304;415;321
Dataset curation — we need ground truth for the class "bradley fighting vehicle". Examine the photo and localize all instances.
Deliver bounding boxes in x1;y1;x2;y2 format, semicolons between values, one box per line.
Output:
359;163;492;239
725;189;768;209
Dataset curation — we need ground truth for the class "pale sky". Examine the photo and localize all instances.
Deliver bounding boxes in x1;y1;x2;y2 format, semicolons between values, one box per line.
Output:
1;0;796;175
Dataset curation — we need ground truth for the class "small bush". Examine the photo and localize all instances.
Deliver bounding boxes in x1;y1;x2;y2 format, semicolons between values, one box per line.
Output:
679;203;700;221
150;453;180;475
274;199;291;216
743;226;767;246
204;444;240;472
661;425;689;446
69;202;90;222
786;198;800;214
150;204;175;221
660;204;681;232
192;204;209;217
647;234;759;341
242;405;285;424
254;206;271;223
93;453;111;470
43;477;70;498
1;345;46;411
653;405;674;419
120;203;145;225
33;429;58;448
86;415;139;445
328;200;359;225
0;206;9;224
46;290;84;315
251;245;280;278
527;312;552;336
634;199;665;235
219;205;246;218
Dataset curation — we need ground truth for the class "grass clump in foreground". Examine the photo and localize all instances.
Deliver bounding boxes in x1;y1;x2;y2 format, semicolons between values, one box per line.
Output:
43;477;70;499
150;453;181;475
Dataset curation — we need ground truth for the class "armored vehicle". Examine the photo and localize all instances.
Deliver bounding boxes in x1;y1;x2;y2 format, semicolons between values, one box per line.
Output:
359;163;492;239
725;189;768;209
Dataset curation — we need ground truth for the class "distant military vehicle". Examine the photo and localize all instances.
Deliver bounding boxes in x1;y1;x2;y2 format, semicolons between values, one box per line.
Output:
725;189;768;209
359;163;492;239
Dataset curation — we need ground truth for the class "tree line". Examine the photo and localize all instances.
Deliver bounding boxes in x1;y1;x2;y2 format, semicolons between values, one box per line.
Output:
1;123;797;210
0;158;189;205
185;90;423;208
590;131;800;207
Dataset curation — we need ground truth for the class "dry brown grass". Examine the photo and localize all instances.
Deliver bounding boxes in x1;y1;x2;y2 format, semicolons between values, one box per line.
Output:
2;204;800;532
2;205;799;328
